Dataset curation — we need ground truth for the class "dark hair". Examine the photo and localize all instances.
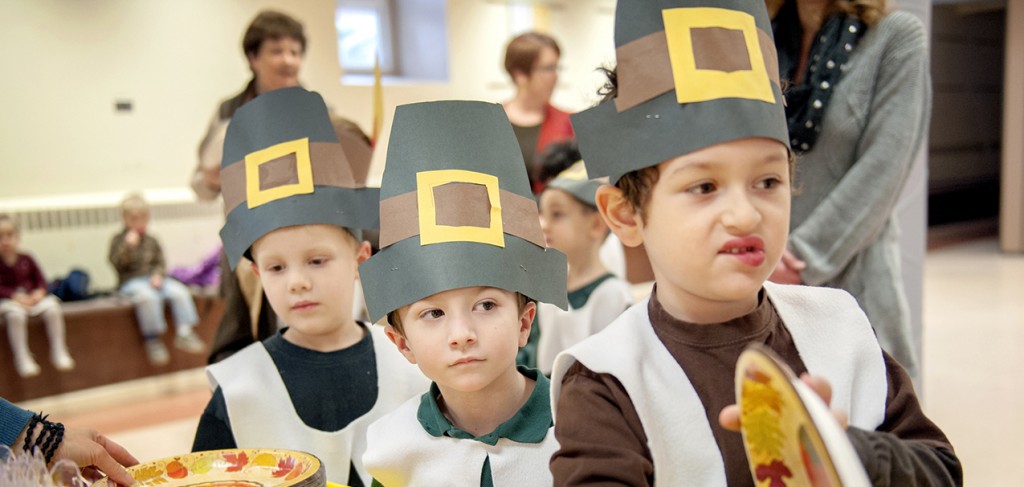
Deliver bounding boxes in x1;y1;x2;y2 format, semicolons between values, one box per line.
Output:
595;66;662;213
387;293;532;336
766;0;887;26
535;140;582;184
242;10;307;58
504;32;561;79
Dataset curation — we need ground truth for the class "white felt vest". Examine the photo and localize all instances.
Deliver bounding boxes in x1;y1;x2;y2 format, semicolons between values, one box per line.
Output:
207;325;428;486
551;282;887;486
363;396;559;487
536;276;633;375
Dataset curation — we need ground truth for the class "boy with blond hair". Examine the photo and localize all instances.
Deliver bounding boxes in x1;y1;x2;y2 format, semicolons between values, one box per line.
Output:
359;101;568;486
109;193;205;365
191;87;426;487
549;1;962;485
0;214;75;377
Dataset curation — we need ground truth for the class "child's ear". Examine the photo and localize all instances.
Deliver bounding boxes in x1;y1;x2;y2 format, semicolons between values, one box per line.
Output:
353;240;372;280
595;185;643;247
517;301;537;348
249;260;260;278
384;323;417;365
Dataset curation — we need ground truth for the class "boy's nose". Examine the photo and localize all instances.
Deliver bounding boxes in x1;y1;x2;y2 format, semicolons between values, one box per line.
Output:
448;316;477;348
721;191;762;232
288;270;312;292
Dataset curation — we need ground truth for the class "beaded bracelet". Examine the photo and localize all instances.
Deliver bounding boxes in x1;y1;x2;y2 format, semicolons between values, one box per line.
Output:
21;413;45;453
40;421;65;464
21;412;65;464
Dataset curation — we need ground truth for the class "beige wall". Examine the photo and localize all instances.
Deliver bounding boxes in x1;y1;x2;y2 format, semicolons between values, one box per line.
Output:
0;0;616;199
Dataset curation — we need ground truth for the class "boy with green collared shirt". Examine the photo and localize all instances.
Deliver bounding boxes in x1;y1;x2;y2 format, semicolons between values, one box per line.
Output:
359;100;568;487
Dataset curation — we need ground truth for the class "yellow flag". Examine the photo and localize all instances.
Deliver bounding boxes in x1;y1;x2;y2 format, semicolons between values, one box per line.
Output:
371;53;384;147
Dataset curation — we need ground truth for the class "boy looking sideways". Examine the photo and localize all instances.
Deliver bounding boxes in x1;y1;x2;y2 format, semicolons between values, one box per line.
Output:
359;101;569;486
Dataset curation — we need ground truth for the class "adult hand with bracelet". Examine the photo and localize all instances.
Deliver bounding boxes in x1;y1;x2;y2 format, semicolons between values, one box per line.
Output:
7;404;139;486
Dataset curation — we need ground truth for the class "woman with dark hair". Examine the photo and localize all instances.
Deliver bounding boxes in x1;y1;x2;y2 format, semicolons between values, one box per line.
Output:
766;0;930;381
502;32;575;194
191;10;306;363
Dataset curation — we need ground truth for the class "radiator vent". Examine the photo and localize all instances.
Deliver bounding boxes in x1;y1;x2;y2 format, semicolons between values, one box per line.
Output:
7;201;222;232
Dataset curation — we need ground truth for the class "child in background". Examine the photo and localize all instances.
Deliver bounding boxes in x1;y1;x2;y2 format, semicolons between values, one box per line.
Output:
0;214;75;377
191;87;427;487
549;0;962;485
534;162;632;376
108;193;206;366
359;101;568;486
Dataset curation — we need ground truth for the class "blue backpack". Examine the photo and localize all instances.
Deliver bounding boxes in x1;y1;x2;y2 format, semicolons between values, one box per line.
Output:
49;269;91;302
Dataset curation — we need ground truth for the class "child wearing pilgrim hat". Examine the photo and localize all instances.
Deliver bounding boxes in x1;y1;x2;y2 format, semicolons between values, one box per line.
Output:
359;100;569;486
547;0;962;485
191;86;428;487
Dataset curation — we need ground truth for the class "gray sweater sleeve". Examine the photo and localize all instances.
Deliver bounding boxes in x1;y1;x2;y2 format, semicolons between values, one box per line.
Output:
789;12;932;285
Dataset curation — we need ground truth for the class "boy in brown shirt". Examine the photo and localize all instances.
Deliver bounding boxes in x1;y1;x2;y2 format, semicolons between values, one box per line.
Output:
549;0;961;485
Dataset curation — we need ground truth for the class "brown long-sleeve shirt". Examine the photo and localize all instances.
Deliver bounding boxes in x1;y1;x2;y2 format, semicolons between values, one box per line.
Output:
551;288;962;486
108;229;166;287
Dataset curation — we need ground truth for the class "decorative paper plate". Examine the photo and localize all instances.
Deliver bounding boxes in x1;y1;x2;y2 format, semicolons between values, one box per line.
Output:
93;448;325;487
735;345;870;487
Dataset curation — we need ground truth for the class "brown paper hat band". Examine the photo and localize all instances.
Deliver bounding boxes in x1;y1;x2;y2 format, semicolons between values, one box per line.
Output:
614;26;780;112
221;141;359;216
378;188;545;249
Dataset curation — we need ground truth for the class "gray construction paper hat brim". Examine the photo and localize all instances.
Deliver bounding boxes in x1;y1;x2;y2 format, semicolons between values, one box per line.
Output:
221;186;380;268
360;236;569;323
546;178;602;208
572;84;788;184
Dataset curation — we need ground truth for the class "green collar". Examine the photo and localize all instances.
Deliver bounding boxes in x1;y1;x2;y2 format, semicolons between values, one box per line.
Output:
568;273;615;309
416;366;551;446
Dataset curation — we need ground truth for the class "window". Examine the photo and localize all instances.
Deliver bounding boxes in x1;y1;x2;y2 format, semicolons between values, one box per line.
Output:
336;0;449;82
336;0;396;74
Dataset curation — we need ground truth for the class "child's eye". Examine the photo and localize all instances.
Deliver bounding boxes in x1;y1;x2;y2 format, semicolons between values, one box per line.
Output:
686;182;716;195
266;264;284;273
475;300;497;312
420;309;444;320
309;257;328;266
756;177;784;190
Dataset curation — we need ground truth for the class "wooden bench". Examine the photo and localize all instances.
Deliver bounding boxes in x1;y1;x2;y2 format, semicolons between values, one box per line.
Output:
0;294;223;403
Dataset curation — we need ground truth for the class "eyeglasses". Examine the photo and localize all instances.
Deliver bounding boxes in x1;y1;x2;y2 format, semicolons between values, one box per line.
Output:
533;64;561;74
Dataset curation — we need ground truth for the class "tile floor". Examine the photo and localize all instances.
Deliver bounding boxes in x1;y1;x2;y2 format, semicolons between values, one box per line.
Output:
13;235;1022;485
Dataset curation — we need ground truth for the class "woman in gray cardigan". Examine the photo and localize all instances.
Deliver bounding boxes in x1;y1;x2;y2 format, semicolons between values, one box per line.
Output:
766;0;930;382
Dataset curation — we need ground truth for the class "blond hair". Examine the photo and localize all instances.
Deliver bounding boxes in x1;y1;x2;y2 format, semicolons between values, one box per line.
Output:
120;192;149;215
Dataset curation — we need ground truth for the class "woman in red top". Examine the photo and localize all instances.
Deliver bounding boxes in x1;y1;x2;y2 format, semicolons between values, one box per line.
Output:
502;32;575;194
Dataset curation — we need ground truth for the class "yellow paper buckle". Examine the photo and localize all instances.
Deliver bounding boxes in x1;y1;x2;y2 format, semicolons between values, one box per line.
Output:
663;7;775;104
416;169;504;248
245;137;314;209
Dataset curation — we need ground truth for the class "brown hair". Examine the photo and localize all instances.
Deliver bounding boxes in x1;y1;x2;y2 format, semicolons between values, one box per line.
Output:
0;214;17;233
766;0;887;26
504;32;561;79
388;292;532;336
243;10;307;58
